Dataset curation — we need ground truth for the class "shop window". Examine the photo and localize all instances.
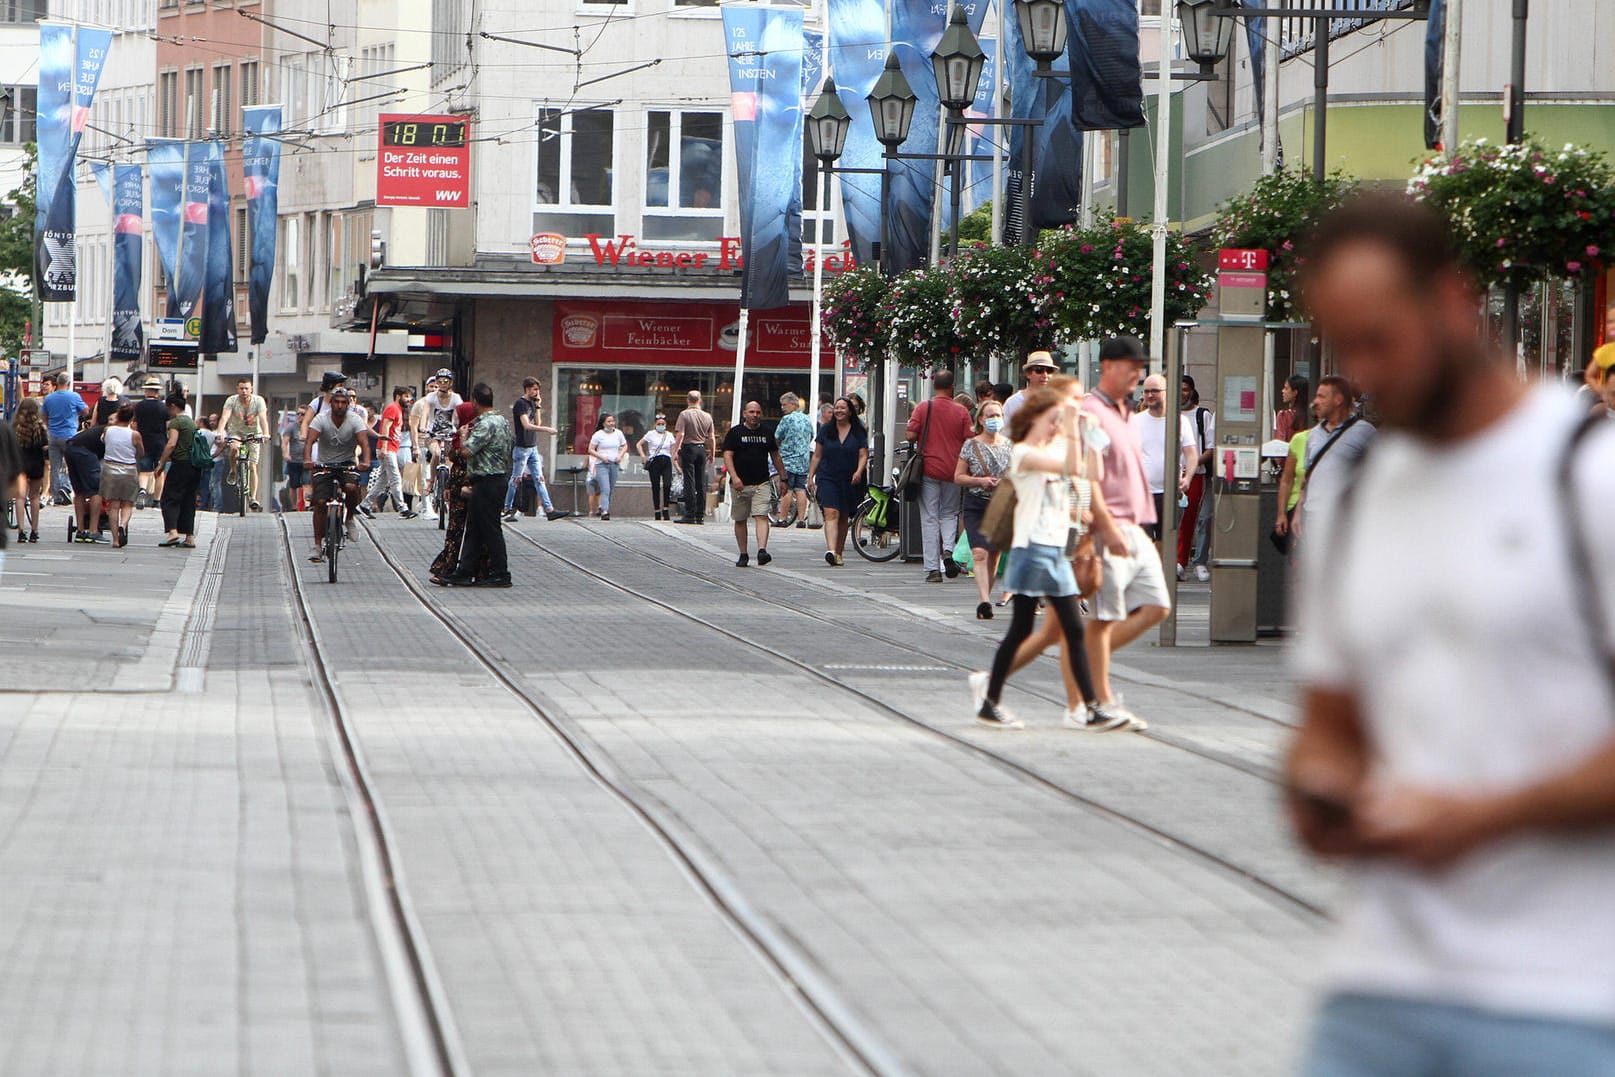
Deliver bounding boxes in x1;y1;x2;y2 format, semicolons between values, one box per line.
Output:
643;110;723;241
534;106;615;236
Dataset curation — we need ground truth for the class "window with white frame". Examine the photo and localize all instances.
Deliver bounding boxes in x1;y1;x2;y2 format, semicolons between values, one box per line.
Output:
239;60;259;109
1;86;36;143
643;109;724;241
534;106;615;237
211;62;232;136
280;216;300;311
184;66;204;139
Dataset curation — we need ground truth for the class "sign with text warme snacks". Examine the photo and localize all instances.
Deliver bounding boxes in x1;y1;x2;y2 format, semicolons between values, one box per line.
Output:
1217;248;1269;319
376;114;471;207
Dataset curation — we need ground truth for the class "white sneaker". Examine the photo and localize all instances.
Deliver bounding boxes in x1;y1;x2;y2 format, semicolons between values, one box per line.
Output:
308;544;323;563
1176;562;1187;582
1195;564;1210;583
1094;698;1148;731
968;671;989;714
421;507;438;520
345;518;359;542
1065;703;1127;732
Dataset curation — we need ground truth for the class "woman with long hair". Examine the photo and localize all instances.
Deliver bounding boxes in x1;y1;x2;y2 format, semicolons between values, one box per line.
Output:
954;399;1011;619
970;388;1130;732
100;404;143;547
806;397;868;566
1275;375;1311;442
430;401;490;584
12;398;46;543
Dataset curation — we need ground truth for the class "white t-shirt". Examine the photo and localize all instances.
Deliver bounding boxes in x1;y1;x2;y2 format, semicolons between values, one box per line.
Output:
1001;389;1028;429
640;429;675;460
1006;441;1072;549
1185;404;1216;474
590;428;628;463
1293;387;1615;1023
1133;410;1195;495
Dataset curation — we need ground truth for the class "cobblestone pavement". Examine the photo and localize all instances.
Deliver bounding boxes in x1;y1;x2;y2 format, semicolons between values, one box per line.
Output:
1;506;1335;1075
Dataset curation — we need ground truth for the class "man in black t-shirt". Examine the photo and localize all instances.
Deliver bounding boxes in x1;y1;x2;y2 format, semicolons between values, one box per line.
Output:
720;400;786;568
133;382;170;505
503;377;567;522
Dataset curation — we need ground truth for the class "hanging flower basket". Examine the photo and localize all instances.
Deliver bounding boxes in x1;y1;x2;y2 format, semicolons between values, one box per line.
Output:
820;263;890;367
1409;137;1615;290
880;267;967;370
1038;215;1214;344
1211;168;1357;322
946;243;1056;362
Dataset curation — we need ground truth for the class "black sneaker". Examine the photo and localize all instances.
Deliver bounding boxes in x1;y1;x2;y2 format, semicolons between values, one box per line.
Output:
924;569;943;583
501;510;518;523
735;552;749;567
975;700;1024;730
756;548;772;566
357;504;376;520
545;510;572;521
476;574;514;588
400;510;418;519
600;512;610;521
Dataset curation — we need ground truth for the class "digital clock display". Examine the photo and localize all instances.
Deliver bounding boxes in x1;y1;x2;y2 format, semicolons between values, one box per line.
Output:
381;120;467;148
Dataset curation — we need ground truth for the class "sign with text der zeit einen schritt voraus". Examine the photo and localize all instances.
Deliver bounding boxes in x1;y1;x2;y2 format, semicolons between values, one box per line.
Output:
376;114;471;208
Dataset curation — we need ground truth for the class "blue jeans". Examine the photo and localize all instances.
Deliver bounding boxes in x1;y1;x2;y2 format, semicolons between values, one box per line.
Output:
504;446;553;512
594;460;619;512
1304;992;1615;1077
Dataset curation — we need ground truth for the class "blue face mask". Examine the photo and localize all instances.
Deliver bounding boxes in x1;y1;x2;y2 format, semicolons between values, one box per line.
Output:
984;417;1004;434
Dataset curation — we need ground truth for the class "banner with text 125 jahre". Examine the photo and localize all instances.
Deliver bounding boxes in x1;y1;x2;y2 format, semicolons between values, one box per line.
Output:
35;24;112;302
722;4;804;311
144;139;185;300
172;141;211;318
242;106;282;344
110;165;144;363
1003;0;1082;243
1068;0;1144;131
201;138;237;353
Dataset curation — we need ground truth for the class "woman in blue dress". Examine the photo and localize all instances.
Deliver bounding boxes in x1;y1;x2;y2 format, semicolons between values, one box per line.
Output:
805;397;868;566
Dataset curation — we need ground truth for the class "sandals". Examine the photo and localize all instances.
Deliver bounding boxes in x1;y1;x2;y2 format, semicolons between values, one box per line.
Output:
159;537;183;547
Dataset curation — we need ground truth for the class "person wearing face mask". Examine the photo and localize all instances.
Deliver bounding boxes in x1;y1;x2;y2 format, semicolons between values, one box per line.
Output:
954;400;1012;619
638;413;677;520
588;412;629;520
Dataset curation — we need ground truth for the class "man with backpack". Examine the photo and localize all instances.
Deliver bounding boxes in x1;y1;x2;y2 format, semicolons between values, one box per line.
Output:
1177;376;1215;582
1288;194;1615;1074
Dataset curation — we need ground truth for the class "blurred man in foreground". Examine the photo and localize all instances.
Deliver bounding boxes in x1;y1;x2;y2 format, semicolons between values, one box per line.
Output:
1288;194;1615;1075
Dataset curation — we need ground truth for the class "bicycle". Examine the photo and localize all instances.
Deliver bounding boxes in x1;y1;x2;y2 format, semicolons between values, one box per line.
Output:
767;482;819;529
223;432;264;516
426;435;452;530
312;464;363;583
848;444;915;563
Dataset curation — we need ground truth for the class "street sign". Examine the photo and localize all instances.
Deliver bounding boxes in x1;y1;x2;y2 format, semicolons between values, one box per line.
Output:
156;317;187;341
1217;248;1270;318
376;113;472;208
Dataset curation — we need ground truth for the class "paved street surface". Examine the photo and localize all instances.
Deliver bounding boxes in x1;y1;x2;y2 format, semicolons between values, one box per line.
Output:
0;503;1336;1076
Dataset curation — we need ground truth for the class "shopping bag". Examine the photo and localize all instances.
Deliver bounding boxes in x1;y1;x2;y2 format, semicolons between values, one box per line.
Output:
951;530;973;570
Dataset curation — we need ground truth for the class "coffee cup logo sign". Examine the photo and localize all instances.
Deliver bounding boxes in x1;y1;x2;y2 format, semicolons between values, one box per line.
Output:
530;233;566;265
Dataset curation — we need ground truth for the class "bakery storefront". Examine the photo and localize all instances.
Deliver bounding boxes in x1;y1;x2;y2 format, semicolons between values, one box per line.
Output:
362;237;851;517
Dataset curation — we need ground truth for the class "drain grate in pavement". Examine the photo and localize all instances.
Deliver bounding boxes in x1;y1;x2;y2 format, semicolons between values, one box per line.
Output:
823;663;952;673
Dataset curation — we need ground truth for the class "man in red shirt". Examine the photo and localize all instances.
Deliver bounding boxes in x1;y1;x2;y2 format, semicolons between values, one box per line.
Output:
1080;336;1171;726
905;368;974;582
359;385;417;518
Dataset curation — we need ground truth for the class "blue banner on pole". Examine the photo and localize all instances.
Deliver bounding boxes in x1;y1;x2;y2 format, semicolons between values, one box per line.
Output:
35;24;75;301
145;139;185;302
242;106;282;345
173;142;210;319
111;165;144;363
723;4;805;312
960;36;998;220
883;0;949;274
827;0;887;267
1068;0;1144;131
1423;0;1444;150
87;160;112;205
1003;3;1083;243
201;140;236;353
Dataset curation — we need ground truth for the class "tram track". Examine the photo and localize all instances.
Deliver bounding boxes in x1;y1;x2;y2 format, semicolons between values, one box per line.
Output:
275;516;469;1077
332;518;901;1077
548;521;1288;786
493;521;1327;922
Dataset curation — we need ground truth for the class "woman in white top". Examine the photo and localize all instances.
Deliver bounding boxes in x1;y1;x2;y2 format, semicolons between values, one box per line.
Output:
587;413;629;520
637;413;677;520
99;403;144;548
972;387;1128;732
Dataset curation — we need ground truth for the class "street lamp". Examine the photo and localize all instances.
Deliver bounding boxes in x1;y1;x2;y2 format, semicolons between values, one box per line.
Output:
867;53;917;151
1013;0;1067;72
807;76;852;164
933;5;986;113
1177;0;1238;76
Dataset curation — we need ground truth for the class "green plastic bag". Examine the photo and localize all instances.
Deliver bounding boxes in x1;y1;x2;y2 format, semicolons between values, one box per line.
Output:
951;530;973;570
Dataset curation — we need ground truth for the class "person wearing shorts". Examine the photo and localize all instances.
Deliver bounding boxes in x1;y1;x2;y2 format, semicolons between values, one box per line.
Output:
1079;336;1172;727
721;400;786;567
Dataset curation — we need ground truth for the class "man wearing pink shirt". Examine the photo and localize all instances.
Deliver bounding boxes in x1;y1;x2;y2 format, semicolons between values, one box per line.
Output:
1080;336;1172;725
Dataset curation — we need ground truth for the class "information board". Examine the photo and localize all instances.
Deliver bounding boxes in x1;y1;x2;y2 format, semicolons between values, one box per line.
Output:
376;113;472;208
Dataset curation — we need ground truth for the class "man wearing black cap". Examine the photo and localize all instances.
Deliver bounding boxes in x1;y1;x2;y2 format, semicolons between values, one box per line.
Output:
1080;335;1171;729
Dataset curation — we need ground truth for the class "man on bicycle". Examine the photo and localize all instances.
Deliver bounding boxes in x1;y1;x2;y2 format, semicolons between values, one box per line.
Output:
305;387;372;563
419;369;463;510
220;377;269;511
